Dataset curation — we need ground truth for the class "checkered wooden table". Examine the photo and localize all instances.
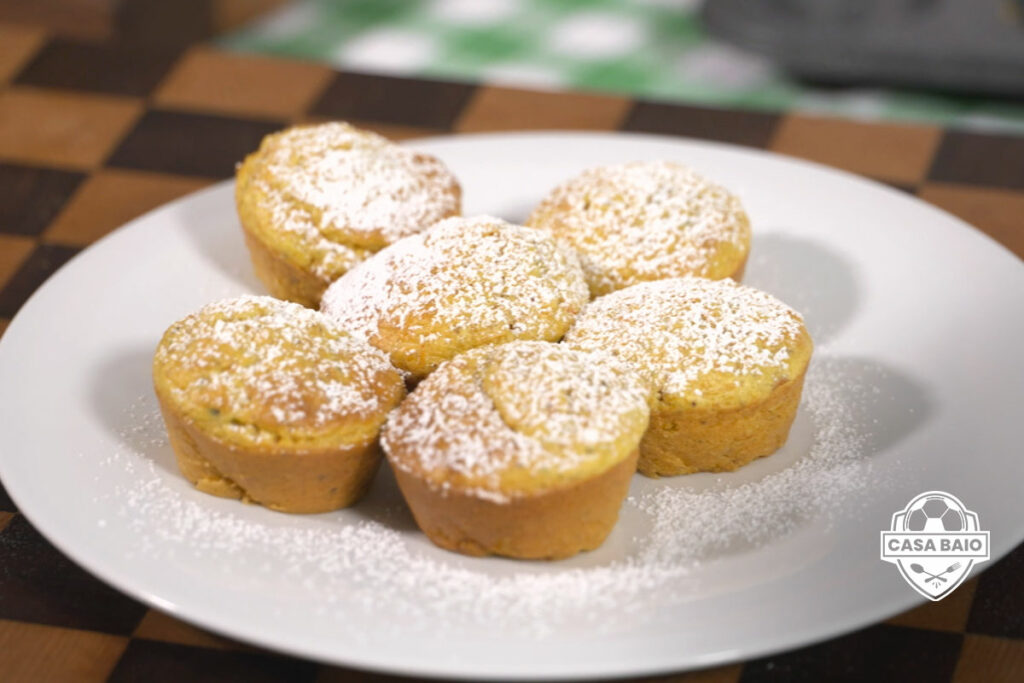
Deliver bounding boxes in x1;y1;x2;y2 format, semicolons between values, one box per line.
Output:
1;4;1023;682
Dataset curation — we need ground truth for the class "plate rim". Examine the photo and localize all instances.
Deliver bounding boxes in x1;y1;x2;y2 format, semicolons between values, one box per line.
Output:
1;130;1021;680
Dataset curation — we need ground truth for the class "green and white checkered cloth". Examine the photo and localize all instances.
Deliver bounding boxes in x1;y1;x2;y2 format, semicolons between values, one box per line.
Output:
221;0;1024;135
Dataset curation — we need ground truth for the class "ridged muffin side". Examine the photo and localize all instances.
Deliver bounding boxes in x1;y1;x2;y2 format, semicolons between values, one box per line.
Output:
152;295;406;513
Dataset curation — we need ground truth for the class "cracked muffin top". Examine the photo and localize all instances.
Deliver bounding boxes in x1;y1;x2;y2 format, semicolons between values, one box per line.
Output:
563;277;812;412
321;215;590;380
235;121;461;284
152;295;405;450
382;341;649;500
526;161;750;297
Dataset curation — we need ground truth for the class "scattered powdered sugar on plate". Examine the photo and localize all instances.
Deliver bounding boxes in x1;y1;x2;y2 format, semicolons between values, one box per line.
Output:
102;351;877;639
634;358;871;561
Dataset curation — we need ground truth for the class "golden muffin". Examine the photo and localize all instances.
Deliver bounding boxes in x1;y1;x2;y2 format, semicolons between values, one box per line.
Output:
382;341;649;559
527;161;751;297
563;278;812;477
235;122;461;308
152;295;406;513
320;215;589;381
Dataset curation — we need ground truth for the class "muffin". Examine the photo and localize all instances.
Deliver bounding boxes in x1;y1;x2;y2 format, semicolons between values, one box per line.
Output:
382;341;650;559
526;161;751;297
564;278;812;477
152;295;406;513
320;215;589;381
235;122;461;307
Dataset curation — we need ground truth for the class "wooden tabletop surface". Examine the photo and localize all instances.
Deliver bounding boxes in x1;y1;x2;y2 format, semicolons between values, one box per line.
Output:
0;3;1022;682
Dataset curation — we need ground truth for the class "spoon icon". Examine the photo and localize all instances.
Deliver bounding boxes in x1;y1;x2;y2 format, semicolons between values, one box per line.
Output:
909;563;947;583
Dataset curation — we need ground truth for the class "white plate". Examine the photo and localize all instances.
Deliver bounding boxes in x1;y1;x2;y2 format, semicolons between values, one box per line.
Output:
1;132;1022;680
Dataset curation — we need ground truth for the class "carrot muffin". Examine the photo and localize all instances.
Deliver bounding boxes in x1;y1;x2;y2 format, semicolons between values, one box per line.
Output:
563;278;812;477
235;122;461;307
320;215;589;381
382;341;650;560
526;161;751;297
152;295;406;513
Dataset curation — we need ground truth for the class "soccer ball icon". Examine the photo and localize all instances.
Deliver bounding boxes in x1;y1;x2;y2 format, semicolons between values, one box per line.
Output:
905;495;965;532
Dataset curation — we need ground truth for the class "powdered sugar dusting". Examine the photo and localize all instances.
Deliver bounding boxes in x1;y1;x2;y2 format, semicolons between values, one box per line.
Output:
381;342;650;498
527;161;749;294
321;216;589;376
241;122;460;278
565;277;805;398
258;185;369;280
154;295;400;441
106;356;873;639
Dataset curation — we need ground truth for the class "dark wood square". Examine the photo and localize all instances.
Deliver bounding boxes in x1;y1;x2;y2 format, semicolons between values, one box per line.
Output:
0;163;85;236
114;0;214;48
967;542;1024;639
622;101;780;148
14;39;180;97
739;624;963;683
0;515;147;634
311;71;475;130
0;244;79;318
106;110;282;178
108;640;319;683
0;479;14;512
928;131;1024;190
881;181;917;194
